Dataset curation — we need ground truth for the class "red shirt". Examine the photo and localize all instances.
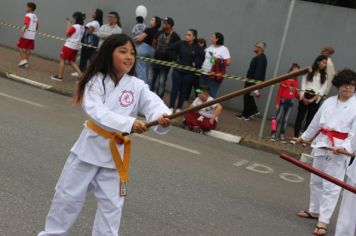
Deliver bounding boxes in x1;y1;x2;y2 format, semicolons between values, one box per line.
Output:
66;26;76;37
276;79;299;104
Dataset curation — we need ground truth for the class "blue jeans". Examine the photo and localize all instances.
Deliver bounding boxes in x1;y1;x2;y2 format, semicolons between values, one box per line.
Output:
136;43;154;83
150;64;170;98
169;70;194;109
275;99;294;135
200;75;221;98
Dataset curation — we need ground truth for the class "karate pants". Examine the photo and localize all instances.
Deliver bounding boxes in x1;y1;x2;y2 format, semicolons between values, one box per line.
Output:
335;179;356;236
308;154;347;224
38;153;124;236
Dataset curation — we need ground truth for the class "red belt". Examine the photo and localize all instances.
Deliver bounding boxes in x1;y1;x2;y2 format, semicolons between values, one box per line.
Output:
320;128;348;146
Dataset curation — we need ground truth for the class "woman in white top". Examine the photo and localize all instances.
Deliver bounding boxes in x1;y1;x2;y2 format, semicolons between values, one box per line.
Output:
200;32;231;97
95;11;122;48
297;69;356;236
78;9;103;72
293;55;328;138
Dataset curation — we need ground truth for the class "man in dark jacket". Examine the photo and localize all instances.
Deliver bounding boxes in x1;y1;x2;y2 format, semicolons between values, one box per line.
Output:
236;42;267;120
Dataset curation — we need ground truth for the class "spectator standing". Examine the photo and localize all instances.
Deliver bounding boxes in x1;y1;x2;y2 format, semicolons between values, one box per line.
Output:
184;86;222;132
292;55;328;140
77;9;103;74
168;29;205;113
132;16;146;38
95;11;122;48
321;46;336;95
50;12;85;81
296;69;356;236
150;17;180;98
135;16;161;83
236;42;267;121
270;63;300;143
200;33;231;97
17;2;39;68
186;37;207;100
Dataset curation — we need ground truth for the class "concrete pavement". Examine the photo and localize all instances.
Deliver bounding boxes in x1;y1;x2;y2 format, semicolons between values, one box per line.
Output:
0;77;339;235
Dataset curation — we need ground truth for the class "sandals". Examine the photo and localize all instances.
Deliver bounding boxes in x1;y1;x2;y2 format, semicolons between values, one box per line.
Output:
313;226;327;236
297;210;319;219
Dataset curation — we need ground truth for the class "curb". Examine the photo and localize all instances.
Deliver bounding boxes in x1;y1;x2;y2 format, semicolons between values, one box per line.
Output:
0;71;301;157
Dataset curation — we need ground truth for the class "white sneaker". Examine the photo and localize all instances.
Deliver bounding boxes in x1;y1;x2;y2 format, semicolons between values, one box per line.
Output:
18;60;28;67
71;72;79;77
169;108;174;114
175;109;181;113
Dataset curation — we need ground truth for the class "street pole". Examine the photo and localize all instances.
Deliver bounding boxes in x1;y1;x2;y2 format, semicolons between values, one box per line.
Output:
258;0;296;138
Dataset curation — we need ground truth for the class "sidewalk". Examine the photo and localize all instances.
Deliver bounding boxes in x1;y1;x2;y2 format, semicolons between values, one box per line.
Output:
0;45;311;156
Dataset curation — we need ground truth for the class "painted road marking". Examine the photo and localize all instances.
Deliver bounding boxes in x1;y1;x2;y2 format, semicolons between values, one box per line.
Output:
233;159;304;183
0;92;47;108
133;134;201;155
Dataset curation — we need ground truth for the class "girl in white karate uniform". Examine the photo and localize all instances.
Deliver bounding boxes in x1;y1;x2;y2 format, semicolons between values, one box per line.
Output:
335;71;356;236
297;69;356;236
38;34;171;236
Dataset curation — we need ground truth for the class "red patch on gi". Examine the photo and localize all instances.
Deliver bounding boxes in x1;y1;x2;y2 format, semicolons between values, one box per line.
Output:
119;90;134;107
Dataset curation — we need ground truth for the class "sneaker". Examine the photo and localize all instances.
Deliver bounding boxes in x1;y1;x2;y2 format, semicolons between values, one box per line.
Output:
50;75;63;81
175;108;181;113
251;111;260;117
243;116;250;121
280;134;286;143
71;72;79;77
169;108;174;114
235;114;246;120
290;138;297;145
270;133;277;142
17;60;28;67
192;126;202;133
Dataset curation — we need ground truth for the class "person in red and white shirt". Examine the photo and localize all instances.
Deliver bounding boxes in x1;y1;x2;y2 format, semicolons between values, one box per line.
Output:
17;2;38;68
270;63;300;142
184;86;222;132
50;12;85;81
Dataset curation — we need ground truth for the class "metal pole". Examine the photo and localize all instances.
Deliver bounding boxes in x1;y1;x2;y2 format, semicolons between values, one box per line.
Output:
258;0;296;138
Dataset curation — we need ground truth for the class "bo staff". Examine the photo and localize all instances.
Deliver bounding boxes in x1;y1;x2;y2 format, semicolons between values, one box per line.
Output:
289;137;356;158
147;67;311;128
280;153;356;194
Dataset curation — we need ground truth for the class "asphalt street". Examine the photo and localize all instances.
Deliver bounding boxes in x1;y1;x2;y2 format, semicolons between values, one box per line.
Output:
0;77;339;235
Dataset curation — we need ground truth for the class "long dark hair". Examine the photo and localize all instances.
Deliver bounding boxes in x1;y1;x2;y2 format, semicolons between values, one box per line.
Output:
94;9;103;26
109;11;122;28
214;32;224;45
188;29;198;44
73;12;85;25
153;16;161;29
73;34;136;104
307;55;327;84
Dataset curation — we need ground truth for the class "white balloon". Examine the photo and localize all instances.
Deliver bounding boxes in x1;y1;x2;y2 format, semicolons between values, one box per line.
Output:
135;5;147;19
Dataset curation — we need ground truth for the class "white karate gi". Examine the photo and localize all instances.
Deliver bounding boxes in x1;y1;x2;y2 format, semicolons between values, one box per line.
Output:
38;73;170;236
301;95;356;224
335;144;356;235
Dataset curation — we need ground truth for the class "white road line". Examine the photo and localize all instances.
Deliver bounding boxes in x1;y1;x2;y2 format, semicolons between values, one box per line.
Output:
133;134;201;155
0;92;47;108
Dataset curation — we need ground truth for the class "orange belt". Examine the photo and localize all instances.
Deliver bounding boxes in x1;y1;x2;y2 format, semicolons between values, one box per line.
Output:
86;120;131;196
320;128;348;147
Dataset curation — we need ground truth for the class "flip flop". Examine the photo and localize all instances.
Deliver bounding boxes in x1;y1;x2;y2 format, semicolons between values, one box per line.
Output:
297;210;319;219
313;226;327;236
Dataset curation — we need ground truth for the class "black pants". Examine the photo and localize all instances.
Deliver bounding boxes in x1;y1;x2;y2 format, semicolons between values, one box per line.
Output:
169;70;194;109
294;100;319;137
79;47;96;71
242;82;258;117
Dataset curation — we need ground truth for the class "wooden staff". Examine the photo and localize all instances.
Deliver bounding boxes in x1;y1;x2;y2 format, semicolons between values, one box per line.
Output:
280;153;356;194
147;67;311;128
288;137;356;158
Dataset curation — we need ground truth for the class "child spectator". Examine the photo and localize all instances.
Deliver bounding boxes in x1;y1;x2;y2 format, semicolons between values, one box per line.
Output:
184;86;222;133
77;9;103;74
50;12;85;81
132;16;146;38
270;63;300;143
17;2;39;68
